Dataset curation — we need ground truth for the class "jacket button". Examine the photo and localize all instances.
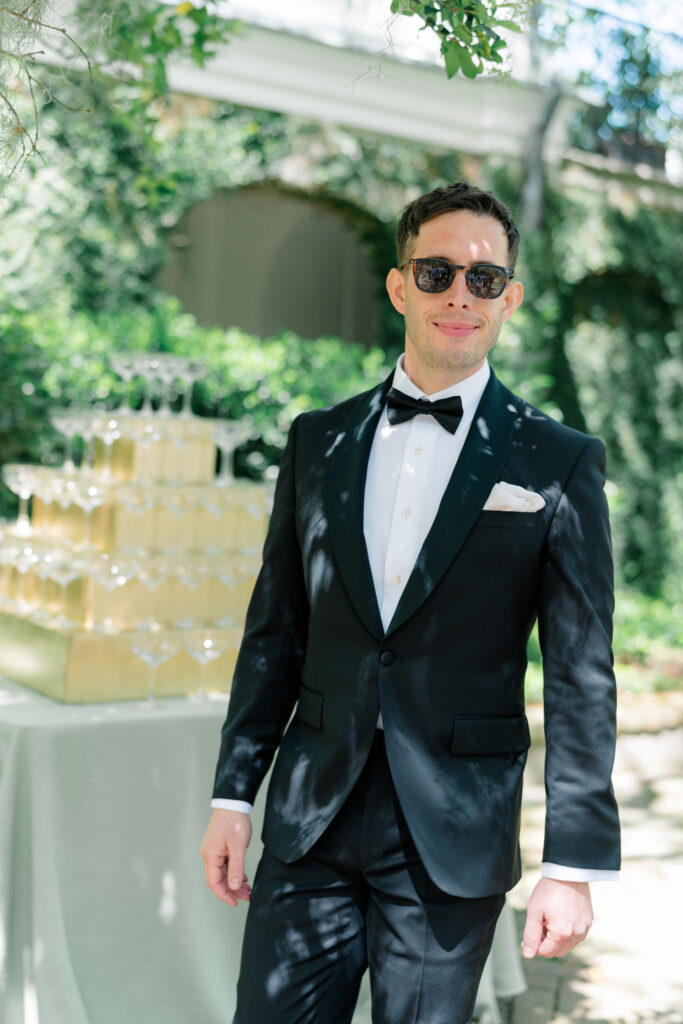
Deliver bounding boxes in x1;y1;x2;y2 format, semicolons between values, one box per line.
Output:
379;650;395;666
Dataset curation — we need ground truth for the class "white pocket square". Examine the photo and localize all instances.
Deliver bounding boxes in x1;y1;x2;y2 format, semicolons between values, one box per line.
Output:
483;482;545;513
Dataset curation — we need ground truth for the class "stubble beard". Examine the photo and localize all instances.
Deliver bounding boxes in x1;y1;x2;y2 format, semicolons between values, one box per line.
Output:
405;309;503;379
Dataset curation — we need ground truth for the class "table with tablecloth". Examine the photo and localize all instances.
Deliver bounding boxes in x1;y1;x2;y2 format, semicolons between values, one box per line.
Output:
0;679;525;1024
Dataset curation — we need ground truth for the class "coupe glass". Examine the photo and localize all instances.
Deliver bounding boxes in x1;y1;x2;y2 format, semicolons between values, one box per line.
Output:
31;551;57;622
213;556;245;628
0;541;21;609
174;557;213;628
130;628;179;705
49;409;81;471
135;557;173;629
213;423;251;486
73;480;107;551
118;483;156;517
92;414;122;478
198;484;224;519
72;411;98;470
127;415;162;450
2;464;38;536
90;555;139;632
177;360;207;418
51;473;80;510
7;543;39;615
48;558;83;630
159;485;189;518
182;630;227;700
133;354;161;415
155;356;187;417
110;353;137;409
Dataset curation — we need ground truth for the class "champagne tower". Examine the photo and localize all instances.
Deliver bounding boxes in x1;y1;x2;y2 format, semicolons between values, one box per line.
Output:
0;354;271;702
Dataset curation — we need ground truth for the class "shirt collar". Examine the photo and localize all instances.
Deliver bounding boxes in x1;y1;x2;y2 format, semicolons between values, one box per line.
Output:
391;355;490;417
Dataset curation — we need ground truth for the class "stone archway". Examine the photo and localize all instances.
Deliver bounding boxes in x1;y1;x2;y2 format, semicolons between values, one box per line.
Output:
156;184;385;347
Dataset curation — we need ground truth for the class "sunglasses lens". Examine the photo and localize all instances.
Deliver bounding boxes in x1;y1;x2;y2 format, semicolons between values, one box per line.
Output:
466;265;508;299
413;259;454;293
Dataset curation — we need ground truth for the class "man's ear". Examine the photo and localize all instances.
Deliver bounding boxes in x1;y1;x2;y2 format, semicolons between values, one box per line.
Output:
386;267;406;315
501;279;523;323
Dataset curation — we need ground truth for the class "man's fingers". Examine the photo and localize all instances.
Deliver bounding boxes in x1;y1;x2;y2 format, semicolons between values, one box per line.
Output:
523;878;593;959
200;809;253;906
521;908;544;959
538;920;591;959
228;849;246;891
203;856;238;906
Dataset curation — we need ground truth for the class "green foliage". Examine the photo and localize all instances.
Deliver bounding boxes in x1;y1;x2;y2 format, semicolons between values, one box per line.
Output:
0;1;237;182
570;27;674;167
563;201;683;597
488;165;683;599
1;0;681;605
72;1;236;108
0;312;54;471
524;588;683;701
0;297;392;518
390;0;527;78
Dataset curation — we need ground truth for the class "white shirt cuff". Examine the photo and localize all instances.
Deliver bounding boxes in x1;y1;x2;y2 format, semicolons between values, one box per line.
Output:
542;862;620;882
211;799;253;814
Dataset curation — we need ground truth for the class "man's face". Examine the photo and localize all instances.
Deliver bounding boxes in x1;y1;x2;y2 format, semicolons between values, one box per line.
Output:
386;210;523;393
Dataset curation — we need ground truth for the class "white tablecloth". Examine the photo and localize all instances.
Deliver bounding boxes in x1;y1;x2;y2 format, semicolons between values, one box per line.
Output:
0;679;524;1024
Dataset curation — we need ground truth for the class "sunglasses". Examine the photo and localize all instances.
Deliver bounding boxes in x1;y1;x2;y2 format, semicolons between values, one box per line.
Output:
401;258;514;299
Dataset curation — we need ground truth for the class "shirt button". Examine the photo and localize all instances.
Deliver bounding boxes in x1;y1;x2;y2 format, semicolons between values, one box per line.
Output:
380;650;395;667
402;508;411;518
393;574;402;585
414;445;424;455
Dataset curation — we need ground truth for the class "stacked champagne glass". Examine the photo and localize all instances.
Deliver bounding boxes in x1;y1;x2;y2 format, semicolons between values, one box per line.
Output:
0;353;270;702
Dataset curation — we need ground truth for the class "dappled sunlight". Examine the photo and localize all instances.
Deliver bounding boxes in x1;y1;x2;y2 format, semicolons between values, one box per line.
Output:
157;871;178;925
22;946;40;1024
0;685;31;707
514;725;683;1021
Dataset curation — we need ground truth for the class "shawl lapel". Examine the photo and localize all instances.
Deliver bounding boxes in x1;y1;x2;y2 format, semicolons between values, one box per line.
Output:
385;371;519;636
326;374;393;641
326;370;520;640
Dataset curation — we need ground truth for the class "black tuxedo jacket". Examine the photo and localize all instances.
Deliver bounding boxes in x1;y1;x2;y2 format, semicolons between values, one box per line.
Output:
213;370;621;898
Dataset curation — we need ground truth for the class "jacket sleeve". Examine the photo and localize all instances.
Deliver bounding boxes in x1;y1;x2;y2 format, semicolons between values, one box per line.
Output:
212;416;309;803
537;437;621;871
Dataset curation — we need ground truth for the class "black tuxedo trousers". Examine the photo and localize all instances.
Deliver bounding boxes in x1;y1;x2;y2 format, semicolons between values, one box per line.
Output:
213;370;620;899
233;730;506;1024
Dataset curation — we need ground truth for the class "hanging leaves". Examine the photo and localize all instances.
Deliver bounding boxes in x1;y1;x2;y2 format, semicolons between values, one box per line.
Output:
390;0;528;79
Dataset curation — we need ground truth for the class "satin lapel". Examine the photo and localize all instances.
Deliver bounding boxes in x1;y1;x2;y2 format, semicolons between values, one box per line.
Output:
327;374;393;641
385;372;519;637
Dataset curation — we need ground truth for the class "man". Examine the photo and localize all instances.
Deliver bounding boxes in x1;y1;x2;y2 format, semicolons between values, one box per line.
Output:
201;181;621;1024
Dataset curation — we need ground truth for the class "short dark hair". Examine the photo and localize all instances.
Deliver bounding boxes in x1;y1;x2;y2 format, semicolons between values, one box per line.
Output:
396;181;520;269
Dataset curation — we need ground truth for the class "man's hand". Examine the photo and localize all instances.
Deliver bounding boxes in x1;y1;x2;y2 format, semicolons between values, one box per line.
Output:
522;878;593;959
200;809;252;907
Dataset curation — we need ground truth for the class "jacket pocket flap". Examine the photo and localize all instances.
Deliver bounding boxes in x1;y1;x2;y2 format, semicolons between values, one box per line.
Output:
475;511;538;528
296;685;324;730
450;714;530;755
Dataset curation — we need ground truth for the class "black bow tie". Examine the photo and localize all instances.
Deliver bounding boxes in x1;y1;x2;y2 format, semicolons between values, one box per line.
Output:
386;388;464;434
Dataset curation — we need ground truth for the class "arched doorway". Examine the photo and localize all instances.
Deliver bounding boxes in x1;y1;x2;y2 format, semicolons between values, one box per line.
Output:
157;184;384;347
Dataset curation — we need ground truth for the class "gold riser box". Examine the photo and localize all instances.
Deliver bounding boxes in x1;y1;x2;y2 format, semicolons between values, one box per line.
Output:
0;612;240;703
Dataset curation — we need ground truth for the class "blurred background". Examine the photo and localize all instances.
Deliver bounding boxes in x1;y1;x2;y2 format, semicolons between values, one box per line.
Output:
1;0;681;696
1;3;682;1022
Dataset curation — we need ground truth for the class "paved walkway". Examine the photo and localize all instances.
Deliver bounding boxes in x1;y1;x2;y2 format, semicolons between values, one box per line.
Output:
500;694;683;1024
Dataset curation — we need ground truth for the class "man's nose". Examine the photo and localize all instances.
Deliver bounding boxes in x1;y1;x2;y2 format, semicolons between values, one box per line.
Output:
443;268;471;306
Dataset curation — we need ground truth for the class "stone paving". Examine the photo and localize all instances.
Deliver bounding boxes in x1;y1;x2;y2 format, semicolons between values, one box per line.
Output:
500;697;683;1024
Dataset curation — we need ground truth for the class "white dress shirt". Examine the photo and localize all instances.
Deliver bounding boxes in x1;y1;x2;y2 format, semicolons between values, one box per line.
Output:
213;357;619;882
363;356;490;635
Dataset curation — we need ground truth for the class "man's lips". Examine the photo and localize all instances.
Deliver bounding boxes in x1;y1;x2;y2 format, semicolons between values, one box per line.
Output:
433;320;480;337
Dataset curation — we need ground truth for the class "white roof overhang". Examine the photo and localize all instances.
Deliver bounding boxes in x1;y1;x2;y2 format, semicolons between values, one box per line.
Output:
166;23;581;165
